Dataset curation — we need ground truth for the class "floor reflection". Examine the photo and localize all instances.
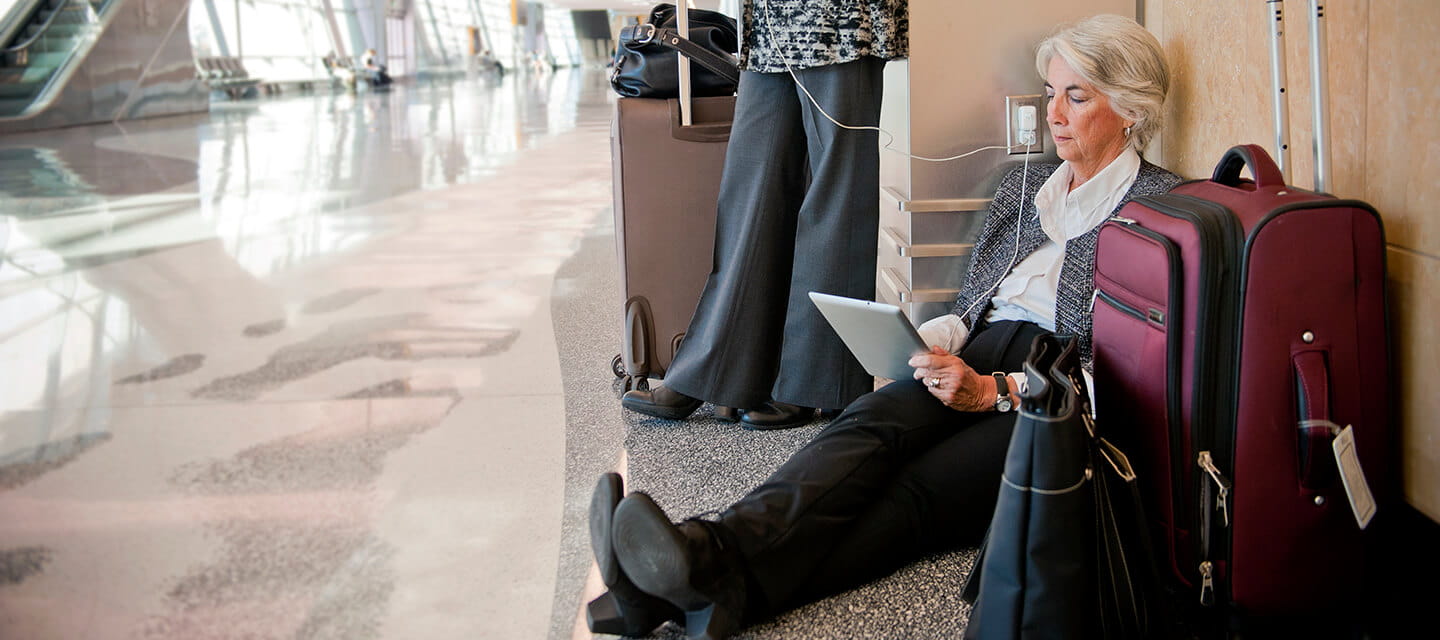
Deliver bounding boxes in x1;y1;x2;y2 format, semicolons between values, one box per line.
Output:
0;66;616;638
0;66;609;415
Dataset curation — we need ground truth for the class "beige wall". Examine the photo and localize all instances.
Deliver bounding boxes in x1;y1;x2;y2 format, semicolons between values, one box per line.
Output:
1144;0;1439;522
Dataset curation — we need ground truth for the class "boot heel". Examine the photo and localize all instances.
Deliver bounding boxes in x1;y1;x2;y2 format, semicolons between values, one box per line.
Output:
587;591;673;637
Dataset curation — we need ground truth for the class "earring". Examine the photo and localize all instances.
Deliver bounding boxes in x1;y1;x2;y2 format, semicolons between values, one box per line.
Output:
1124;125;1133;137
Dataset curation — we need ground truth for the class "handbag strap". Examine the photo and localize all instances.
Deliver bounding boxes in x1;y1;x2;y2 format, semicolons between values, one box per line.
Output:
959;533;986;604
619;23;741;86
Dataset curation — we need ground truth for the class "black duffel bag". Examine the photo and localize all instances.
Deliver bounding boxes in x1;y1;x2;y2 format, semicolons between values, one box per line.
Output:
610;3;740;98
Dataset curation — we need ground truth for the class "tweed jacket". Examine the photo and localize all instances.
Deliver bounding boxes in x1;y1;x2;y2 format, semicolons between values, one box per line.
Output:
950;160;1183;369
738;0;908;73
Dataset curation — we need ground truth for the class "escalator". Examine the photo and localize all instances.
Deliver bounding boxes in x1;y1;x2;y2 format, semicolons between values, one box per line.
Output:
0;0;107;118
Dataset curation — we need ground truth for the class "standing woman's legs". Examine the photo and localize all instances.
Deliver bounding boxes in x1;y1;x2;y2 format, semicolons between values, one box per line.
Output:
771;57;887;411
661;70;809;410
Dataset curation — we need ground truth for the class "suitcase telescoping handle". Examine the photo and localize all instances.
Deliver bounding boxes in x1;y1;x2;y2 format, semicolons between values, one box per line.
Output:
1293;349;1340;490
1212;143;1287;190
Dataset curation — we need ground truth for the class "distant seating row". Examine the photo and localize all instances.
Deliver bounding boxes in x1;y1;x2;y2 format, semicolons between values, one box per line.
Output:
195;56;261;98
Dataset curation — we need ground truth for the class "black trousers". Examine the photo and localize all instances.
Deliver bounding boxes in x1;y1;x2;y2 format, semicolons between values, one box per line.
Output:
661;58;885;411
717;321;1051;615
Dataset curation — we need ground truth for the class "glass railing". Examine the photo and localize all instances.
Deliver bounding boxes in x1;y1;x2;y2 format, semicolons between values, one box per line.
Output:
0;0;40;46
0;0;106;118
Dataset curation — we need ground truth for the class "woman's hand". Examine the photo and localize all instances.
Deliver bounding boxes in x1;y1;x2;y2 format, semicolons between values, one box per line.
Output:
910;346;996;412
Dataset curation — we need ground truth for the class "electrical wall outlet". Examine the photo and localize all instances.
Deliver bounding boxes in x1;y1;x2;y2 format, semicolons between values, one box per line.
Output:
1006;95;1043;154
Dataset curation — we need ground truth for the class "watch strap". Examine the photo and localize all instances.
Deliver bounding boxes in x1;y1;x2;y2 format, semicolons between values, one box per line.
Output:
992;372;1013;411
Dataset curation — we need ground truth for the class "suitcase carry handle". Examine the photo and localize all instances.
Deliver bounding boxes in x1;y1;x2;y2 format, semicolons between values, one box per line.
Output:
1212;144;1286;190
1294;349;1340;490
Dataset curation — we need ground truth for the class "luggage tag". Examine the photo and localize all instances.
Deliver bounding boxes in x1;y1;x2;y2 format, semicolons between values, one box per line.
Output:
1331;424;1376;529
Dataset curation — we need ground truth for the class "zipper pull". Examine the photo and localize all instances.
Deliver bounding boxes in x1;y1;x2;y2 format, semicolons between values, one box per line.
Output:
1111;215;1138;225
1198;451;1232;528
1199;561;1215;606
1089;288;1099;312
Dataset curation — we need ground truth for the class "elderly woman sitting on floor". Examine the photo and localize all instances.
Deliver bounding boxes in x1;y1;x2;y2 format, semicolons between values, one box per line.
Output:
587;14;1183;640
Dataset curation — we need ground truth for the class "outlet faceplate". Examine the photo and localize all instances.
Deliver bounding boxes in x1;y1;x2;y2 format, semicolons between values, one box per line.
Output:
1006;95;1043;155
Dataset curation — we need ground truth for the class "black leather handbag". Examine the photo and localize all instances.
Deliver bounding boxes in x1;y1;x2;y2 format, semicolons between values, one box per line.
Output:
961;334;1164;640
610;3;740;99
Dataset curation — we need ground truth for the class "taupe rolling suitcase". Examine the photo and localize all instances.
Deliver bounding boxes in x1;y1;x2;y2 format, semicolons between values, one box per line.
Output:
610;95;733;391
608;4;737;392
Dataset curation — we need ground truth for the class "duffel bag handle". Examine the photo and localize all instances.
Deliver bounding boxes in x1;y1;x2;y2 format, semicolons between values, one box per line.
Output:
1212;143;1286;190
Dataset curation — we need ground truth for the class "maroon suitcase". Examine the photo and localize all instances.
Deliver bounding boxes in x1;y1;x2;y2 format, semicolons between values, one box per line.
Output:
1092;145;1391;618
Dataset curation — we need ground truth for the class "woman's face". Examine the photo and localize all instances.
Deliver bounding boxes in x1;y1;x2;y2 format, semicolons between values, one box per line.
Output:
1044;56;1131;181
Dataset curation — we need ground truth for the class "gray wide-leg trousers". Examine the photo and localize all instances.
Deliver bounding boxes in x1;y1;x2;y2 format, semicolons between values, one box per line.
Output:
662;57;885;411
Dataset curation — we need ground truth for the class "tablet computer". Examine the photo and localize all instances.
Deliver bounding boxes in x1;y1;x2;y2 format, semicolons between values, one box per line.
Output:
809;292;929;381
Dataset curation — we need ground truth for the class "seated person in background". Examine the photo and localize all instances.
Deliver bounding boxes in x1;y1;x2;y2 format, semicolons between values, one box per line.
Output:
585;14;1182;640
360;48;391;86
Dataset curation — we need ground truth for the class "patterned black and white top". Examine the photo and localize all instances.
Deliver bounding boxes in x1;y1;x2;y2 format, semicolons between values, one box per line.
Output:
950;160;1183;370
739;0;908;73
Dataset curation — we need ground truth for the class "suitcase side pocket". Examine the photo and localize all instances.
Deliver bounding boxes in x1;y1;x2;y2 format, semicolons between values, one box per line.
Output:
1093;220;1186;583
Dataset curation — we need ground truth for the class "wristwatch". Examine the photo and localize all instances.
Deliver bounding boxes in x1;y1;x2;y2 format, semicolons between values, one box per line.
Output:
992;372;1015;412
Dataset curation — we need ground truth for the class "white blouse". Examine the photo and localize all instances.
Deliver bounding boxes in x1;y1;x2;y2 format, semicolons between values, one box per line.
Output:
983;148;1141;329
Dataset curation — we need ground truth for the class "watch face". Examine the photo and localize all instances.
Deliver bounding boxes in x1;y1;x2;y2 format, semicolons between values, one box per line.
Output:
996;397;1014;412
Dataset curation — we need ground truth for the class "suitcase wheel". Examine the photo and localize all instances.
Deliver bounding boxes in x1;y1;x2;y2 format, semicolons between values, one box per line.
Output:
620;375;650;393
611;354;626;378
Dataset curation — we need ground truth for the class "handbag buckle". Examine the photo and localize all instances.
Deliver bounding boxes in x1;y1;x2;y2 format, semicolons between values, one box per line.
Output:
632;23;657;45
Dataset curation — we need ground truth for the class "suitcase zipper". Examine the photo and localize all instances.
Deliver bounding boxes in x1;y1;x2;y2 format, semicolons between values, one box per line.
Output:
1131;194;1243;605
1094;289;1151;323
1167;196;1244;609
1199;561;1216;607
1195;458;1226;610
1198;450;1233;527
1196;454;1229;607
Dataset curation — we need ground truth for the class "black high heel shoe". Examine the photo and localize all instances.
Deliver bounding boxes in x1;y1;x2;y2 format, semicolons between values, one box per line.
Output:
738;400;814;430
612;493;747;640
587;473;683;636
621;385;703;420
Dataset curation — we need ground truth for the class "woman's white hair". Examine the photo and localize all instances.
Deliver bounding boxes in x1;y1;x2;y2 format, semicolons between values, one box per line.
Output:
1035;14;1170;151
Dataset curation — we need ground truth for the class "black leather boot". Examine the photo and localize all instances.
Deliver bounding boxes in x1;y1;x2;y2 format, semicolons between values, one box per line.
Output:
622;385;703;420
612;493;748;640
738;401;814;430
587;474;683;636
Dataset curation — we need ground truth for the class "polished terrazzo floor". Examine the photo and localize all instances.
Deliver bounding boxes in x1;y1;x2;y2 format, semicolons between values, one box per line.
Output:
0;69;977;640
